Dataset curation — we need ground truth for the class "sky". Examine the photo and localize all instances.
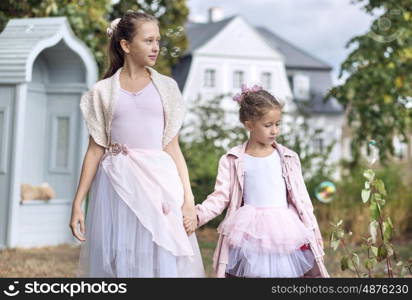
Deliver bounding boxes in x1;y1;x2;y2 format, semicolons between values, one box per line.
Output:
187;0;377;85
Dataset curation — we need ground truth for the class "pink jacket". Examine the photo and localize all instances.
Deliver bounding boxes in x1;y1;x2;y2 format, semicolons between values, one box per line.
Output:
196;140;329;278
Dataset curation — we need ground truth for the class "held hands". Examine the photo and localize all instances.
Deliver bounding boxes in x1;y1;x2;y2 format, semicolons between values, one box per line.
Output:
69;204;86;242
182;198;197;236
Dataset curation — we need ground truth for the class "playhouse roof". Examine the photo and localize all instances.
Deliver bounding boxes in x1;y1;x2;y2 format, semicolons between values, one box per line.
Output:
0;17;97;85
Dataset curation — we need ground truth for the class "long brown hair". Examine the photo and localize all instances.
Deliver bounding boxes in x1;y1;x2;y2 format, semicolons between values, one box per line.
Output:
103;11;159;79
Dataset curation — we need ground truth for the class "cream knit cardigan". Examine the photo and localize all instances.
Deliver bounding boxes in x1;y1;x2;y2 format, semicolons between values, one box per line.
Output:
79;66;185;149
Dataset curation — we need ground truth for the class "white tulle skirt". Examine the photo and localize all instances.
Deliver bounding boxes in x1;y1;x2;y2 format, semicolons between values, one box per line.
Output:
77;146;205;278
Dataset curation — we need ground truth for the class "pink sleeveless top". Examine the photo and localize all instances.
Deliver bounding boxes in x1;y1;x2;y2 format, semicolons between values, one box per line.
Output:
110;81;165;150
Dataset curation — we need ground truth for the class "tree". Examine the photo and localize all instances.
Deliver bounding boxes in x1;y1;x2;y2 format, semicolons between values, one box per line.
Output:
0;0;189;76
330;167;412;278
111;0;189;75
0;0;112;76
327;0;412;166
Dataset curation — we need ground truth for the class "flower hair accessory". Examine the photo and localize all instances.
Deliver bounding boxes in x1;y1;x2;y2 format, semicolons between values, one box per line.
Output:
232;84;263;102
107;18;121;37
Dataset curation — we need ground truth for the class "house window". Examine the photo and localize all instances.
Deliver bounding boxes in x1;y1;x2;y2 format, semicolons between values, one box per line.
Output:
261;72;272;90
293;74;310;100
56;116;70;168
287;75;294;91
233;71;244;88
204;69;216;87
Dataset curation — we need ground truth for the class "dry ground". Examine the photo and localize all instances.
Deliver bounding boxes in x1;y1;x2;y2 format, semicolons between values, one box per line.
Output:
1;228;411;278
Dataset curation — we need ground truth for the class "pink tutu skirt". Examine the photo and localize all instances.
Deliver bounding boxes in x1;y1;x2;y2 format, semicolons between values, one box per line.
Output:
219;204;315;277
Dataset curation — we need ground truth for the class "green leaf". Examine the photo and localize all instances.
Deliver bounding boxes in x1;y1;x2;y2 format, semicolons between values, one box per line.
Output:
383;94;393;104
369;201;380;220
363;169;375;181
373;179;387;196
336;229;345;239
352;253;360;268
51;2;58;14
346;88;355;100
371;246;378;257
364;258;377;271
387;216;393;228
362;189;371;203
331;239;340;251
341;256;350;271
377;245;388;262
383;220;393;242
374;193;386;206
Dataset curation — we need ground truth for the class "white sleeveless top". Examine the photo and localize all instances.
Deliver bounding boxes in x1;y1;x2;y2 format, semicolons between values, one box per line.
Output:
243;150;288;208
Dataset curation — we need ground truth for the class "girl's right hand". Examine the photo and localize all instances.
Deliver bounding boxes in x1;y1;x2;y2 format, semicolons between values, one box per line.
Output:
182;201;197;236
69;204;86;242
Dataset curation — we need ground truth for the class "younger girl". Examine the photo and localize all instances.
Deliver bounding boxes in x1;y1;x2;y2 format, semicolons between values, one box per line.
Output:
194;85;329;278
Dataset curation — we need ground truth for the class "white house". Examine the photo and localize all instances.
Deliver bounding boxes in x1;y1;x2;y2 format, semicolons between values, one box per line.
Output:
0;17;97;249
172;8;345;175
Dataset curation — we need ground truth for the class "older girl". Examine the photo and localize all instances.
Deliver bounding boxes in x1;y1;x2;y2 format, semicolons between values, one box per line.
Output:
70;11;204;277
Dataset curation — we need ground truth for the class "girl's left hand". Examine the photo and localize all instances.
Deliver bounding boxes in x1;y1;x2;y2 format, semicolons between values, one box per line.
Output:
182;201;197;235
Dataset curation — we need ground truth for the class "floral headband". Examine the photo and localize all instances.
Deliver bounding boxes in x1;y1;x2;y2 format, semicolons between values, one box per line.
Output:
233;84;263;103
107;18;121;37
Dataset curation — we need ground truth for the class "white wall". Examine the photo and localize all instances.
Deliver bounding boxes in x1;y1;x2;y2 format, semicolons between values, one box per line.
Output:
0;85;15;249
18;200;75;247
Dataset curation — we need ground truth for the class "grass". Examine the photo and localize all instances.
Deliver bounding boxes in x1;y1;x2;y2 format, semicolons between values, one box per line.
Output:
0;228;411;278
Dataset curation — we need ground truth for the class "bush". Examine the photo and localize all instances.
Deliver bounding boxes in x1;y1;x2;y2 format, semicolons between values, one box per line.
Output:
318;159;412;243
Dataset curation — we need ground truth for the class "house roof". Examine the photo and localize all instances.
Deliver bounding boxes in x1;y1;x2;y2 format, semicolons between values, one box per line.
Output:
297;91;343;115
183;16;236;55
182;16;332;70
255;26;332;70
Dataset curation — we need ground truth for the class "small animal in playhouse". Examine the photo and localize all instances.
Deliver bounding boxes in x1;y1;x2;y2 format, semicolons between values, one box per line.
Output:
20;182;56;202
